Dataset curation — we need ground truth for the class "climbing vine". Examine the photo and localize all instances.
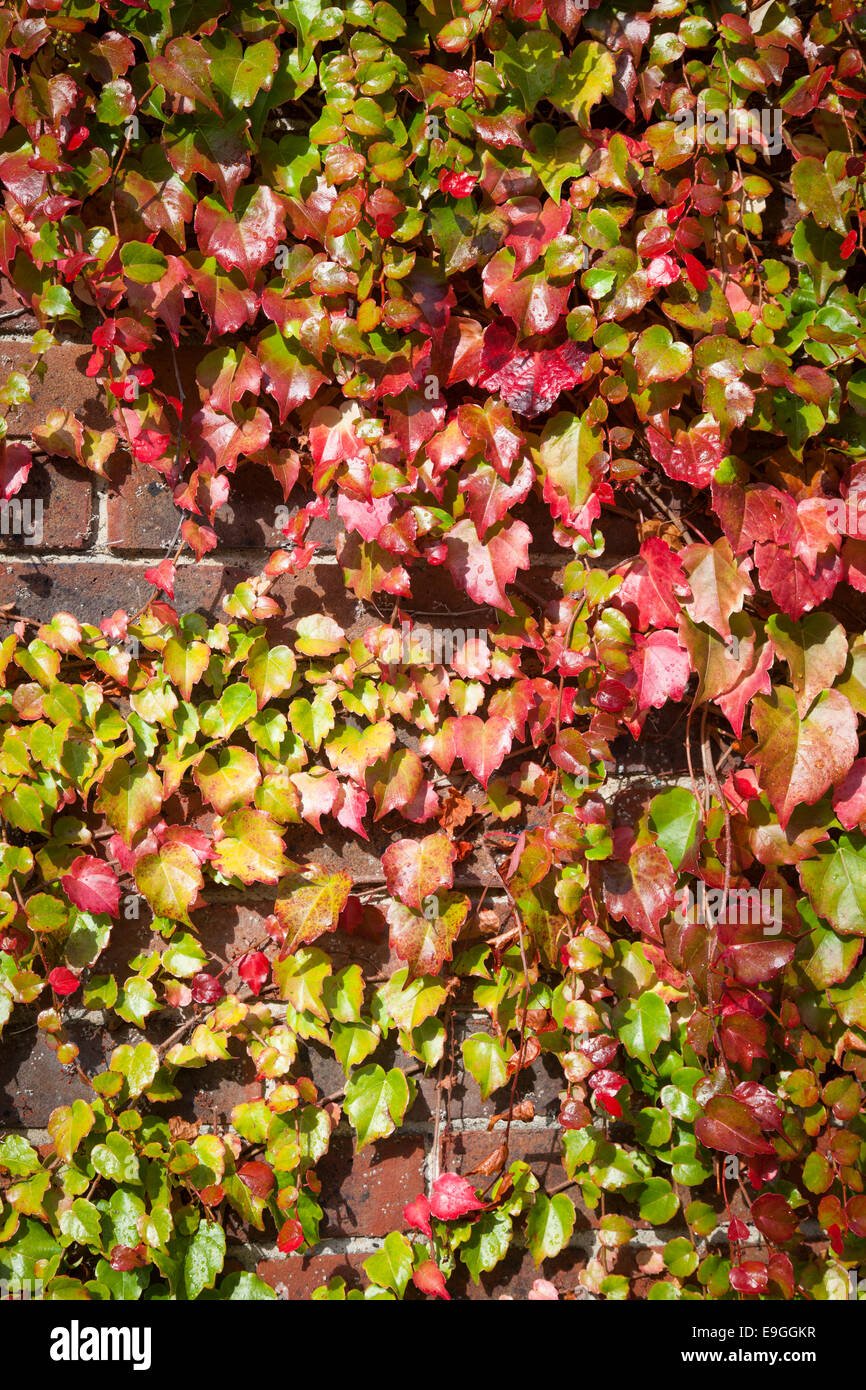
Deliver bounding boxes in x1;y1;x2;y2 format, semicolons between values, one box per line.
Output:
1;0;866;1301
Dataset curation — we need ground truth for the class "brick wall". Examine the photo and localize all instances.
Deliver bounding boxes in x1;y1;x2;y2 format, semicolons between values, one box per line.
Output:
0;311;825;1299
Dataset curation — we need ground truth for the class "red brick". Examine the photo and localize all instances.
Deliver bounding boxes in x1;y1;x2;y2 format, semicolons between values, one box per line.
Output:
0;559;361;629
0;342;112;434
107;461;339;554
0;459;93;551
446;1127;569;1195
452;1245;586;1300
256;1252;368;1300
0;279;38;333
317;1135;426;1237
0;1017;115;1126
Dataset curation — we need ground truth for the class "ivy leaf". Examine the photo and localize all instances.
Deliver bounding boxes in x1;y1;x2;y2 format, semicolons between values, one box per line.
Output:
537;410;606;529
680;538;753;640
634;326;693;384
274;869;353;953
61;855;120;918
362;1231;413;1297
244;639;297;709
617;991;671;1070
695;1097;776;1157
150;37;221;116
195;748;261;815
95;762;163;846
135;843;204;925
550;41;616;128
381;833;456;912
183;1220;226;1300
164;638;211;702
748;688;858;830
163;118;251;210
648;787;700;870
462;1032;511;1100
616;537;687;630
257;325;327;422
526;1193;576;1265
445;518;531;614
387;891;470;979
800;833;866;937
451;715;513;788
766;613;849;717
47;1099;94;1164
212;809;292;884
210;39;278;109
343;1064;413;1149
195;186;287;288
479;324;593;417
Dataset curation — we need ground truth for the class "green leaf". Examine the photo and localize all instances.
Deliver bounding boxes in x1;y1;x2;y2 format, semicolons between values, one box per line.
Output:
343;1064;413;1149
362;1231;413;1296
47;1099;94;1164
550;41;616;129
90;1132;141;1184
119;241;169;284
461;1032;510;1101
526;1192;575;1265
801;833;866;938
59;1198;102;1248
184;1219;226;1299
648;787;700;870
109;1041;159;1098
617;991;671;1070
636;1177;680;1224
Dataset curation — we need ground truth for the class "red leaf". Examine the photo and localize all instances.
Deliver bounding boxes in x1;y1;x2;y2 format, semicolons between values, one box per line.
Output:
0;441;32;499
61;854;120;917
144;558;176;599
403;1193;432;1238
628;629;690;711
733;1078;783;1134
412;1260;451;1299
238;1161;275;1200
841;229;858;259
109;1244;148;1271
682;253;708;290
445;518;531;614
479;324;593;417
429;1173;486;1220
695;1096;776;1157
647;419;722;489
727;1217;749;1240
725;939;794;985
438;168;477;197
646;254;680;287
616;537;688;630
751;1193;799;1244
237;950;270;996
194;186;286;287
277;1218;304;1253
451;715;513;788
191;972;225;1004
48;967;80;997
729;1261;768;1294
